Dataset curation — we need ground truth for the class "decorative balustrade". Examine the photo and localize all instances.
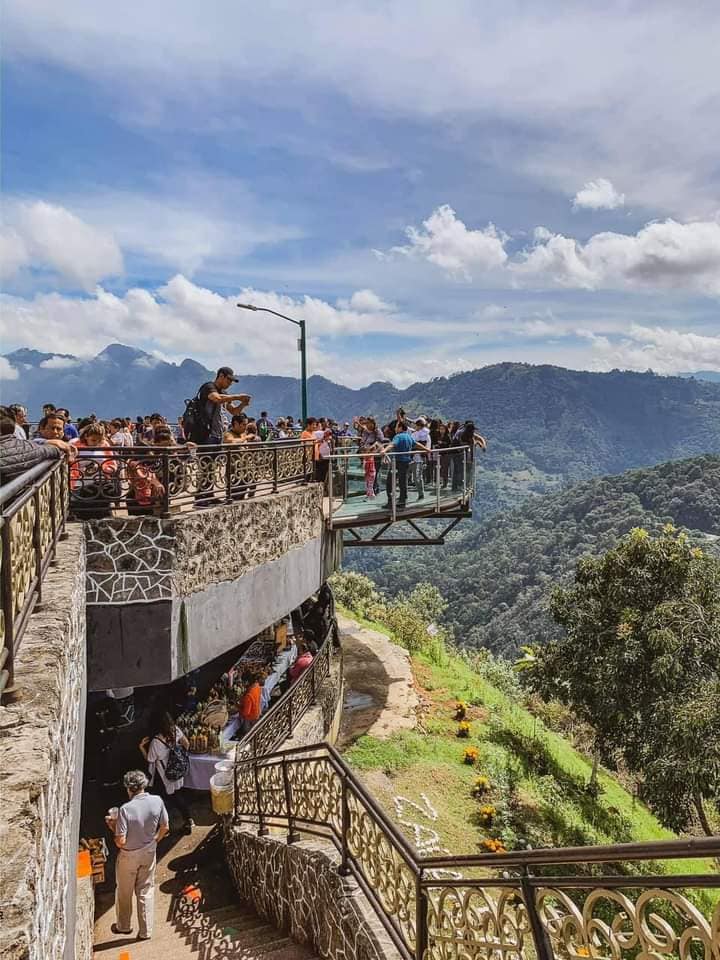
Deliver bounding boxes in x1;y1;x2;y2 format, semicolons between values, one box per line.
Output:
232;626;334;772
0;460;69;696
233;741;720;960
68;439;314;518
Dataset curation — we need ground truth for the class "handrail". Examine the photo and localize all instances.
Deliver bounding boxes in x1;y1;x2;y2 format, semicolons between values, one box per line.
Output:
233;738;720;960
326;444;474;527
68;438;315;518
231;618;336;766
0;459;69;697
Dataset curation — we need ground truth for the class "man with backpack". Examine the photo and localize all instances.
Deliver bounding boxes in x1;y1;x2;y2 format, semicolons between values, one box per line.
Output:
184;367;251;504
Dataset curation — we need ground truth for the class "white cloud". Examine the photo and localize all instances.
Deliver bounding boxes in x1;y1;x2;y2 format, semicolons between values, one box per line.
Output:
63;178;303;277
39;355;81;369
1;201;123;290
515;218;720;295
4;3;720;217
390;205;508;278
586;325;720;374
337;289;394;313
573;178;625;211
0;277;411;377
0;358;20;382
0;228;30;279
389;206;720;296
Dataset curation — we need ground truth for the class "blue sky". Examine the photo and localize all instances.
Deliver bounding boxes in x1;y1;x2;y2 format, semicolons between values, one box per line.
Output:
1;1;719;387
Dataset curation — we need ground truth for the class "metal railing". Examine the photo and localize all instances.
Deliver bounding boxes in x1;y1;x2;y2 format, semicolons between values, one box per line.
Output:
0;460;69;696
68;439;314;518
233;740;720;960
231;622;335;772
326;445;474;527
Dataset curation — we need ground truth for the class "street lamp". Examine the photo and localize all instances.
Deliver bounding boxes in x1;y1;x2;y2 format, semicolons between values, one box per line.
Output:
236;303;308;423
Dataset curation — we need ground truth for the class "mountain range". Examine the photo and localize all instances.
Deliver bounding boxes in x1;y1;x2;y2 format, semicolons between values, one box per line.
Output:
2;343;719;488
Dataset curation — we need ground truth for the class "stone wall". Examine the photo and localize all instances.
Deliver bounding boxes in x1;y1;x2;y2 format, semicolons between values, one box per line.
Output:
74;875;94;960
224;830;401;960
0;528;88;960
84;484;323;604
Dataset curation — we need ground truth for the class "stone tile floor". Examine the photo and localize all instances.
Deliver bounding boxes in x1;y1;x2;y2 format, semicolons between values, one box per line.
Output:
93;802;318;960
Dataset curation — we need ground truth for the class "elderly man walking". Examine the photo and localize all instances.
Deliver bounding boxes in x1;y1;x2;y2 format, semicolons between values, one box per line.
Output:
106;770;169;941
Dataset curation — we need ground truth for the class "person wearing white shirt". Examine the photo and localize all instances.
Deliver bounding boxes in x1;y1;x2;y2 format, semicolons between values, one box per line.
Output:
140;712;193;833
411;417;431;500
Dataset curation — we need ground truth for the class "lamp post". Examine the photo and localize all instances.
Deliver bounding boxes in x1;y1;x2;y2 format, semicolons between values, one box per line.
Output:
236;303;308;423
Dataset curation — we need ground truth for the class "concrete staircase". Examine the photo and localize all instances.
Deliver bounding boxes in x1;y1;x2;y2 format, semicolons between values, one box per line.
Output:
93;819;319;960
128;898;319;960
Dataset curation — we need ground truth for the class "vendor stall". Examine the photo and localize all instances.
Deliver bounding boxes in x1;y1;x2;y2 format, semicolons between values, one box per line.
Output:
180;622;298;790
184;716;240;790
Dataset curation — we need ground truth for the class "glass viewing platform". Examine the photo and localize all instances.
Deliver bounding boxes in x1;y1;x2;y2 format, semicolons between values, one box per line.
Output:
326;444;473;540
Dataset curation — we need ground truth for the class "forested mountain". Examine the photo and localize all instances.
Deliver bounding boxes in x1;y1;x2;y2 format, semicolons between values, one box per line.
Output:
3;345;719;488
349;455;720;658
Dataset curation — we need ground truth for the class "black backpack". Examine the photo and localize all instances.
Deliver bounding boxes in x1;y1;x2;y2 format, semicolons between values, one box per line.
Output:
154;735;189;781
182;388;211;443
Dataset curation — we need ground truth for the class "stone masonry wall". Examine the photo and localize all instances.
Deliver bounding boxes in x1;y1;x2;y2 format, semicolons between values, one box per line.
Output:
224;830;401;960
74;875;94;960
84;484;323;604
0;528;89;960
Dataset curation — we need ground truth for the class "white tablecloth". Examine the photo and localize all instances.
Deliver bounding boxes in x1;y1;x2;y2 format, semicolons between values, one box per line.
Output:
184;716;240;791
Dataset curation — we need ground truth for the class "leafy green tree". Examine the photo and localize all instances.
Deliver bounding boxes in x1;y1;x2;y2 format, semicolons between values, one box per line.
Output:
533;526;720;834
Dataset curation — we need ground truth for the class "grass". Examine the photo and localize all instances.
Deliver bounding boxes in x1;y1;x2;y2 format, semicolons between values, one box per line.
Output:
343;645;716;881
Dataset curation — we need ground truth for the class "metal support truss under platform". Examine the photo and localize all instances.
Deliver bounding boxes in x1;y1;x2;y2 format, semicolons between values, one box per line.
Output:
340;510;471;547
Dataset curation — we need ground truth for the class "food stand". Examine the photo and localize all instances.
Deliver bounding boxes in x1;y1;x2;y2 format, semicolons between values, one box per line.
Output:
180;617;299;791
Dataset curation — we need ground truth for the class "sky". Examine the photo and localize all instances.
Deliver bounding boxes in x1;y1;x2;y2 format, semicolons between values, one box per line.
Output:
1;0;719;388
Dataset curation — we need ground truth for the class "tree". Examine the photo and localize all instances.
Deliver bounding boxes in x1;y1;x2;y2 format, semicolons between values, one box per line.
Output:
533;526;720;834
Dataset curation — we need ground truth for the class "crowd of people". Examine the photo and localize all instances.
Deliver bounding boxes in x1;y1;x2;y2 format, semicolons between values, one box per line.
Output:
0;364;486;514
100;584;337;942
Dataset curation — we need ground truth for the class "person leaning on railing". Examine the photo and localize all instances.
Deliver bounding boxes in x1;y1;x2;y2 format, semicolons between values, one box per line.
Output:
450;420;487;492
0;406;76;480
69;423;120;518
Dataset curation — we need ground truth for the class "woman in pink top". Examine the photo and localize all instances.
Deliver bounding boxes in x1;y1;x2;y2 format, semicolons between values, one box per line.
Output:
288;643;314;683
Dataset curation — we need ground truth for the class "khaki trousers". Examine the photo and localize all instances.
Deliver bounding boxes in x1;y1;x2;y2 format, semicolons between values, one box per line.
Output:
115;842;157;938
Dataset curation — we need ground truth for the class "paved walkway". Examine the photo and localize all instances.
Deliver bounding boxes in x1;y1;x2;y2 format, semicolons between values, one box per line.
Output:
337;614;418;748
93;806;318;960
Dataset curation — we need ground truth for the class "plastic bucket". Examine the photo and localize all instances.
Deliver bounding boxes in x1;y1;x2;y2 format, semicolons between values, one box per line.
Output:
209;773;233;815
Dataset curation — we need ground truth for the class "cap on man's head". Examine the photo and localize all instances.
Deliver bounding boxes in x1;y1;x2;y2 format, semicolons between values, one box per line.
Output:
415;417;426;426
217;366;239;382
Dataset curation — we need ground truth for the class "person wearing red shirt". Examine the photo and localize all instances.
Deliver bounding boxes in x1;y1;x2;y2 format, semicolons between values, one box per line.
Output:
238;672;262;734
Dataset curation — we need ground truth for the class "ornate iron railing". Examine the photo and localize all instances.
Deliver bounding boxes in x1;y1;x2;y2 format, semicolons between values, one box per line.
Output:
0;460;70;696
68;439;314;518
231;623;335;774
232;741;720;960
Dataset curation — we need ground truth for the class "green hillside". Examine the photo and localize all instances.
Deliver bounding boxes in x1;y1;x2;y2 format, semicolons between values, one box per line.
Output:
349;455;720;657
340;612;716;884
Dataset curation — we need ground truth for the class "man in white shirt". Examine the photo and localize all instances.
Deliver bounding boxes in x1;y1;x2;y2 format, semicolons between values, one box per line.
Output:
411;417;431;500
106;770;169;941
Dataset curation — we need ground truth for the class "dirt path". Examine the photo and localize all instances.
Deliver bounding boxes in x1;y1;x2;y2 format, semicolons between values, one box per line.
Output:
337;614;418;749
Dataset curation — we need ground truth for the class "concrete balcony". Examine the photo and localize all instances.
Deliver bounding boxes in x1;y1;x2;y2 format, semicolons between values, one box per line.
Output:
85;483;341;689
